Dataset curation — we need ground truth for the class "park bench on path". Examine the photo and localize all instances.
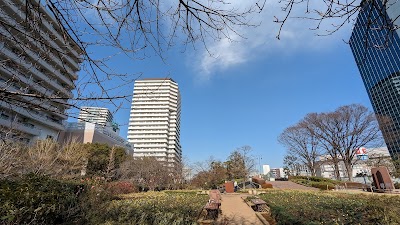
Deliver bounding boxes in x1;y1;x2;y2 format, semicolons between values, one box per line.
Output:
249;198;268;212
204;189;221;220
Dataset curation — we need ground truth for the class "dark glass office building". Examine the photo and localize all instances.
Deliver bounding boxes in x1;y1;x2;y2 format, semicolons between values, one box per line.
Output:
350;0;400;159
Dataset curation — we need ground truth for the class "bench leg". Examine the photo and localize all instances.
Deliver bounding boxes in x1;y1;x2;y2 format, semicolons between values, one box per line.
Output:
206;209;219;220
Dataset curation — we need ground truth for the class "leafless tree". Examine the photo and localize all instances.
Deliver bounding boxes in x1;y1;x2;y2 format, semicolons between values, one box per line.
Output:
364;150;396;175
0;141;25;178
275;0;399;50
23;138;61;175
278;124;320;176
58;139;90;177
283;154;301;176
119;157;170;190
302;112;342;180
226;145;255;188
302;104;382;181
0;0;265;133
275;0;398;39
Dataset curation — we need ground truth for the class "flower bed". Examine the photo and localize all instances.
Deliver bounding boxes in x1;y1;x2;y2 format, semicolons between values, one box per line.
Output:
259;190;400;224
90;191;209;224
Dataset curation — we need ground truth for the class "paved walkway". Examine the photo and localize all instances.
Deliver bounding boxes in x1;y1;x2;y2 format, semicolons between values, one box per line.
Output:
267;181;319;190
218;193;263;225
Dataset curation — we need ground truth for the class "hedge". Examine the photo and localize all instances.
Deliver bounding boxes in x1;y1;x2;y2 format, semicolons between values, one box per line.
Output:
0;174;84;224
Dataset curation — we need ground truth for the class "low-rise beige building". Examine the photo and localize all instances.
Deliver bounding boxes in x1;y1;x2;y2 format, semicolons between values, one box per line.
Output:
58;122;133;154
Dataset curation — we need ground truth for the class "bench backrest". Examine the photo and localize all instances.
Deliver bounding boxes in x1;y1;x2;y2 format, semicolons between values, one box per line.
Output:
209;189;221;201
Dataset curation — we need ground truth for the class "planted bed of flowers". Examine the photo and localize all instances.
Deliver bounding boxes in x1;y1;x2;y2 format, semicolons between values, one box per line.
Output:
259;190;400;225
91;191;209;225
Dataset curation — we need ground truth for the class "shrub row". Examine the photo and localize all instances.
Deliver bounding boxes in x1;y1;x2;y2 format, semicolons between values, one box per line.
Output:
309;182;335;190
0;174;84;225
260;190;400;225
290;176;348;190
0;175;207;225
91;191;209;225
289;176;341;184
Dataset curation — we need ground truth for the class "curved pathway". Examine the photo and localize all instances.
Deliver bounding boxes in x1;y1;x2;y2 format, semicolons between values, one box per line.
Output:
218;193;263;225
267;181;318;190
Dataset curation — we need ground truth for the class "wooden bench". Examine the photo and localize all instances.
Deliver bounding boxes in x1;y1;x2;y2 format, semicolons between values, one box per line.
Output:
250;198;267;212
203;190;221;220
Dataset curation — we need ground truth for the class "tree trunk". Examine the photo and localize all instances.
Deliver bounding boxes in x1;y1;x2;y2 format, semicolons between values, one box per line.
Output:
344;161;353;182
333;161;340;180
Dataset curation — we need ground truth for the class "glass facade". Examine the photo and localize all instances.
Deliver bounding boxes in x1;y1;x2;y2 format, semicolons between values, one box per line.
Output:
350;0;400;159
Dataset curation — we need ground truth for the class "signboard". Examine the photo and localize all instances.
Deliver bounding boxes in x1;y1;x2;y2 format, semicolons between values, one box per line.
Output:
356;147;368;161
357;155;368;160
355;147;367;155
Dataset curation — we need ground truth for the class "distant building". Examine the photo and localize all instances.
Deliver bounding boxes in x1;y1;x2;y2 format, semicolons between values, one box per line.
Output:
59;107;131;153
270;168;284;178
349;0;400;159
262;165;270;175
58;122;133;154
78;107;113;127
127;78;181;167
316;147;394;180
0;0;82;143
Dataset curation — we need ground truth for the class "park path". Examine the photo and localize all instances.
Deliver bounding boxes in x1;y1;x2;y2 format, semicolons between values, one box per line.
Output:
218;193;263;225
267;181;318;190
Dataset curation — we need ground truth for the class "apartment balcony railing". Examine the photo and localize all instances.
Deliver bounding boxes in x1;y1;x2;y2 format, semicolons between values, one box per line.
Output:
1;1;80;70
0;42;73;98
0;115;40;136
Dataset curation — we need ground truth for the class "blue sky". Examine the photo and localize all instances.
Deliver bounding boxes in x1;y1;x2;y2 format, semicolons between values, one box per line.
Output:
71;1;372;168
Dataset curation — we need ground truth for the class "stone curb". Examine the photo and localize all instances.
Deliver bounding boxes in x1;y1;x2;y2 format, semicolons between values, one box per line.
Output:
242;195;272;225
255;212;270;225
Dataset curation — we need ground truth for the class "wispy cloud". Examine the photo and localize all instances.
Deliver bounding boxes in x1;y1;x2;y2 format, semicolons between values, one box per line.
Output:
191;0;355;81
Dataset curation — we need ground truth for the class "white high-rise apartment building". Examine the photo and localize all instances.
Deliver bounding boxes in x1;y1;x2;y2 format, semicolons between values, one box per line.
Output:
0;0;82;143
78;107;113;127
128;78;181;166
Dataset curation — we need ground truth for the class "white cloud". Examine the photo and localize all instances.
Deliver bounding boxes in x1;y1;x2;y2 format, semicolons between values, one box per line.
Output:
192;0;355;81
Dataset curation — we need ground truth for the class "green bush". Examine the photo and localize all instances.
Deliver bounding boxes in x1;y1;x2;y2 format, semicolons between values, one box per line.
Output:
260;190;400;225
309;182;335;190
106;181;136;195
0;174;83;224
90;191;209;225
395;182;400;189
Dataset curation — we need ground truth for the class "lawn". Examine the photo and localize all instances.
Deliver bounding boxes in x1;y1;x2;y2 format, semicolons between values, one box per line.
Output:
259;190;400;225
90;191;209;225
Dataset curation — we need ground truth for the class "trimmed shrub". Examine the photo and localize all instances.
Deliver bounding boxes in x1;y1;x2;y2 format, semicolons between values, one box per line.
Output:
90;191;209;225
394;182;400;189
260;190;400;225
106;181;136;195
0;174;83;224
343;182;365;189
261;183;273;189
309;181;335;190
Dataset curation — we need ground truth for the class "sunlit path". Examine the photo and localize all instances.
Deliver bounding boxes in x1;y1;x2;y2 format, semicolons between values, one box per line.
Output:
268;181;319;190
218;193;263;225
